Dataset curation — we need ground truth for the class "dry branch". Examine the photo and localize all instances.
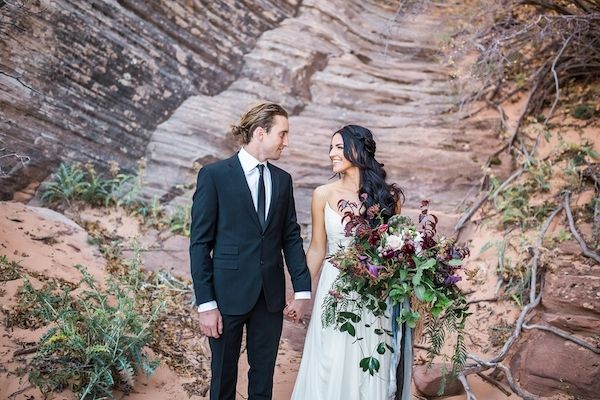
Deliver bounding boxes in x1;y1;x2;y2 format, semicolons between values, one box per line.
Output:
523;323;600;354
456;166;526;232
13;346;38;357
454;192;490;232
467;296;498;305
476;371;512;397
563;191;600;263
458;373;478;400
495;363;539;400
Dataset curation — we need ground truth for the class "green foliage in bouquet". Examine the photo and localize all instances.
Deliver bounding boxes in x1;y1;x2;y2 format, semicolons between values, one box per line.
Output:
322;199;470;376
29;265;164;399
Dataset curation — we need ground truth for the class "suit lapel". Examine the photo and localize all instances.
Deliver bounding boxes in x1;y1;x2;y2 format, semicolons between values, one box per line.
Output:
228;155;262;231
265;163;280;231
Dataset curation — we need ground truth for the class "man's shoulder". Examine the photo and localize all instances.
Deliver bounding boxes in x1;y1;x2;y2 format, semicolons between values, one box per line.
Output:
268;162;291;179
201;154;238;173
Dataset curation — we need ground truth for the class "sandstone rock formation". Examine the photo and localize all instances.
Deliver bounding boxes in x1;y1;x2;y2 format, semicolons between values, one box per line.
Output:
413;363;464;397
510;255;600;399
1;0;500;230
141;0;501;229
0;0;300;199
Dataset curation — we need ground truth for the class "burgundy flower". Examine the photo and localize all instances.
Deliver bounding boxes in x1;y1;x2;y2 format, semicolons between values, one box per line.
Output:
368;231;381;246
381;248;396;259
422;236;436;250
401;242;415;255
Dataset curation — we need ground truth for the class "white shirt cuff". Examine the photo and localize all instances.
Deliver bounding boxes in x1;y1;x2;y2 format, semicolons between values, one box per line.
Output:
197;301;218;313
295;291;311;300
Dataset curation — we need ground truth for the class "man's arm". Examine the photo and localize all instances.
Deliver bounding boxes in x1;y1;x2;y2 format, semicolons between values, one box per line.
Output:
190;167;223;337
281;175;311;295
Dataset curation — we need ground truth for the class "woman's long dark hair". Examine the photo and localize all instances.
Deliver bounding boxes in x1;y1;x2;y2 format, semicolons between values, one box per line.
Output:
336;125;404;224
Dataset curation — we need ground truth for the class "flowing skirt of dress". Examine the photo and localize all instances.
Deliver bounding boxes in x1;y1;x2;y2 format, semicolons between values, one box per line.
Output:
291;204;412;400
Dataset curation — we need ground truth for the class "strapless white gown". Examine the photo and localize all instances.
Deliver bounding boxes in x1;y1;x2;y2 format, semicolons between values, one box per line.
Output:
291;203;411;400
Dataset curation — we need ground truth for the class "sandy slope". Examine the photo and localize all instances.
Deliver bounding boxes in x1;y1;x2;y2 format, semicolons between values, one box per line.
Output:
1;200;519;400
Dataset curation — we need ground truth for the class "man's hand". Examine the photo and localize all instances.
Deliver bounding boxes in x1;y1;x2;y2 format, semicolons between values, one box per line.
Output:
284;299;309;323
198;308;223;338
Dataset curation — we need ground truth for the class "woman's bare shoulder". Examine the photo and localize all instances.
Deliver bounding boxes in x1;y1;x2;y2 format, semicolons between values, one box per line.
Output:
313;181;339;199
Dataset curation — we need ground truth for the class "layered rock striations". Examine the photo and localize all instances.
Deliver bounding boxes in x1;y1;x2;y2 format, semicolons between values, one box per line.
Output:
142;0;500;227
0;0;300;199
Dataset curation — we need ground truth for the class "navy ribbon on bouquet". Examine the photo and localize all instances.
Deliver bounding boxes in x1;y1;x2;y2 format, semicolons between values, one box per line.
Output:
389;298;413;400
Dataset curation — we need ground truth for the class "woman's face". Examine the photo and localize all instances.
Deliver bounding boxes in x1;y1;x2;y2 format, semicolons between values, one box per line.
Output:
329;133;354;174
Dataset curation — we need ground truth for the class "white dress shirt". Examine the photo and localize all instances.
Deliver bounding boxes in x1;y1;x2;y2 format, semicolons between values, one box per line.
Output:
198;147;310;313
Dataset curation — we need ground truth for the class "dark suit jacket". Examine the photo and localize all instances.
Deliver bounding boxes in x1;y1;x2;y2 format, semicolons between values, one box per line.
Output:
189;154;311;315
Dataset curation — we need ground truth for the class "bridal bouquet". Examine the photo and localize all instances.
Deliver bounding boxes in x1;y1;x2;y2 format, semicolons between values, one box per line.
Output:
321;198;470;375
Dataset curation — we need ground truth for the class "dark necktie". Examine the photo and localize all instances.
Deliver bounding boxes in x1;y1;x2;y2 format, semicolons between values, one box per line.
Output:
257;164;266;230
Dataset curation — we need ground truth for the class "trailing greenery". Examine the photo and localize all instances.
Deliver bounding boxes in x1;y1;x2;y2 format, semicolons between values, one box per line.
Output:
29;265;164;399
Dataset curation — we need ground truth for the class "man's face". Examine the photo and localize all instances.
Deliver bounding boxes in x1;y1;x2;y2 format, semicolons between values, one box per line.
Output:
260;115;289;161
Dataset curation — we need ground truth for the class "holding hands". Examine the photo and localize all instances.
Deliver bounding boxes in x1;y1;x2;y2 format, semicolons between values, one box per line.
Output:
284;298;309;323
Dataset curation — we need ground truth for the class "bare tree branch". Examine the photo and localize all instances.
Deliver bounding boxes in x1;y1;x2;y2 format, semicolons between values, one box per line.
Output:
523;323;600;354
476;371;512;397
544;32;575;124
563;191;600;263
458;373;478;400
495;363;539;400
454;192;490;232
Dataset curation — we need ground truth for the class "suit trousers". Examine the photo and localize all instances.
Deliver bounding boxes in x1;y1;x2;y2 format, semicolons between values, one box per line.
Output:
209;290;284;400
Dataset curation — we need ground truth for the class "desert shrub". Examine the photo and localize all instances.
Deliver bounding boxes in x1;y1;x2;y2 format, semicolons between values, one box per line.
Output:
29;265;163;399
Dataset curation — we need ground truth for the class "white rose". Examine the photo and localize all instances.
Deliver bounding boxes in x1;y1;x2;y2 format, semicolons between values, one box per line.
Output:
386;234;403;251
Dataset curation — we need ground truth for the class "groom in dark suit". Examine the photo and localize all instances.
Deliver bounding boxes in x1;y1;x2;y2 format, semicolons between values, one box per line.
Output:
190;102;311;400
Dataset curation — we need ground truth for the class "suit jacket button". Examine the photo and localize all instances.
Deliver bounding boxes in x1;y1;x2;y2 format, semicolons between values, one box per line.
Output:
260;260;264;265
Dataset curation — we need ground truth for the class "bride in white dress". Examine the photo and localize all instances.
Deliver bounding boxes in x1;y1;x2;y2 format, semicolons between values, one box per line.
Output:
290;125;412;400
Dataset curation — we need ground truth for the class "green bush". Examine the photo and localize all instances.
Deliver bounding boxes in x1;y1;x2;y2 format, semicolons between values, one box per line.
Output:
41;163;134;208
29;265;163;399
41;164;88;207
